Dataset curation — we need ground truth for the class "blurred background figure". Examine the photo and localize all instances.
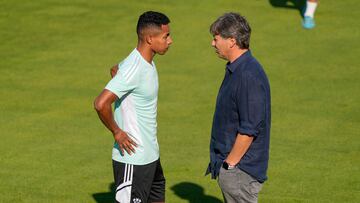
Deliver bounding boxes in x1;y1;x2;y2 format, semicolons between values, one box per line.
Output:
269;0;319;29
303;0;319;29
269;0;305;17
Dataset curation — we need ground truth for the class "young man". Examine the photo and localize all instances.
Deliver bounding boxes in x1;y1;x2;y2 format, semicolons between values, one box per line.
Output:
205;13;271;203
94;11;172;203
303;0;319;29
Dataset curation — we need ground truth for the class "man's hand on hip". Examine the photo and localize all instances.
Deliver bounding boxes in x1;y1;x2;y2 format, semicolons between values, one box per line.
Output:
114;130;138;156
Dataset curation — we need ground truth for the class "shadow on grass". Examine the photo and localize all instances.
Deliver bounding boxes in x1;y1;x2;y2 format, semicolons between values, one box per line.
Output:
93;182;222;203
269;0;306;17
171;182;222;203
92;183;115;203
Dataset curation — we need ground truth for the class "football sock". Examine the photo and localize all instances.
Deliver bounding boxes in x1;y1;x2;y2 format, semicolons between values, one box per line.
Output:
304;1;318;18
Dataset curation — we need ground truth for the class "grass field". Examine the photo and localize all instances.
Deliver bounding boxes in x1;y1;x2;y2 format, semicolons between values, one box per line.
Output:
1;0;359;202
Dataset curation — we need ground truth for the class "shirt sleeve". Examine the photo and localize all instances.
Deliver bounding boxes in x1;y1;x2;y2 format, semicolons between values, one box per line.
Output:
236;72;266;137
104;63;140;99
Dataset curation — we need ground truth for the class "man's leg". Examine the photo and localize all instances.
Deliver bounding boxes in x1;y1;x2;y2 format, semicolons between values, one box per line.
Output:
113;160;133;203
148;159;166;203
218;167;262;203
303;0;318;29
113;160;159;203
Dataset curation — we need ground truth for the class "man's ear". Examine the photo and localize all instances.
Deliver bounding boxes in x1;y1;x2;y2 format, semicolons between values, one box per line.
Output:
145;35;152;45
229;38;237;48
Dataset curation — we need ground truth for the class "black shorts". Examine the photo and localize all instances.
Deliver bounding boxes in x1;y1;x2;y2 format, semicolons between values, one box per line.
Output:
113;159;165;203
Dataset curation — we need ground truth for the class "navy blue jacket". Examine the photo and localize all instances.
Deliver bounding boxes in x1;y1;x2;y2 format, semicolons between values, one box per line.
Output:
206;51;271;183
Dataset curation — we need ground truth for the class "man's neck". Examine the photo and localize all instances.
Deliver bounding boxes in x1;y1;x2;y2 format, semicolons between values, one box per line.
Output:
136;43;155;64
228;48;248;63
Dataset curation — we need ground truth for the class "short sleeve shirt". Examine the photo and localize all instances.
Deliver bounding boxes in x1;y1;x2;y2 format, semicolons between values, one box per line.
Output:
105;48;159;165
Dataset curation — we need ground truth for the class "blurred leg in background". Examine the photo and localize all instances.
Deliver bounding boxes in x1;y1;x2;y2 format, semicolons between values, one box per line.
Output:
303;0;319;29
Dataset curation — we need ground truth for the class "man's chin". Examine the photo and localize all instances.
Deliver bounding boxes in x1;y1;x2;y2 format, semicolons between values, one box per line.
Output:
216;53;226;60
157;50;168;55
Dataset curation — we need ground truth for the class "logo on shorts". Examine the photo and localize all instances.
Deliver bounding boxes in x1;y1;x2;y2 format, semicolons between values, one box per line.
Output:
133;198;141;203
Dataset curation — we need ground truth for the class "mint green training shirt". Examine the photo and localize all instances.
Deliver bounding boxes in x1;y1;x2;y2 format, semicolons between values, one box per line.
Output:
105;48;159;165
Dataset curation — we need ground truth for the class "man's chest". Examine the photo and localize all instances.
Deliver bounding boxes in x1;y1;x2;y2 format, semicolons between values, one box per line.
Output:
216;74;239;107
134;68;159;101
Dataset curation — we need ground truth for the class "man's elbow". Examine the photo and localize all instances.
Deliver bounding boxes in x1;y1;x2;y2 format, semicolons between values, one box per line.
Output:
94;97;104;112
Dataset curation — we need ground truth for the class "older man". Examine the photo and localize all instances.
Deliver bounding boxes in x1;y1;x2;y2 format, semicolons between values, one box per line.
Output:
206;13;271;203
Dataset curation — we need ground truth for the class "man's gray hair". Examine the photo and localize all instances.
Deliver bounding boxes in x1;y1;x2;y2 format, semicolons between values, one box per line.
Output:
210;12;251;49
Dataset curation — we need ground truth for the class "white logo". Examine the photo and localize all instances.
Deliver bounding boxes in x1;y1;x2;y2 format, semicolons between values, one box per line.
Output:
133;198;141;203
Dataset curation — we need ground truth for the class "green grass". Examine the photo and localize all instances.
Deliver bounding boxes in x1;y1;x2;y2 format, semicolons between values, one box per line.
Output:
1;0;359;202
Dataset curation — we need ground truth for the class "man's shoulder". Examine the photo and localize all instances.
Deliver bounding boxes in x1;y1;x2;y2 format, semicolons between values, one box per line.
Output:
242;56;265;78
119;51;143;69
244;55;262;69
112;52;145;85
117;52;146;76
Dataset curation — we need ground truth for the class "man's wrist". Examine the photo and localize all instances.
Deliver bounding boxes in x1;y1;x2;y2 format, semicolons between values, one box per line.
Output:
112;128;122;136
223;161;236;170
225;157;239;166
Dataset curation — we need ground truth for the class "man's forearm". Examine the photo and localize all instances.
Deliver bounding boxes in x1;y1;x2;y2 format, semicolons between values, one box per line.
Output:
225;133;254;165
94;90;122;135
94;90;137;155
95;105;121;135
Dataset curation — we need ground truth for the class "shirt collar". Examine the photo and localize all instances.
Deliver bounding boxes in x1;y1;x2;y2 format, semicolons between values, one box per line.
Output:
226;50;251;73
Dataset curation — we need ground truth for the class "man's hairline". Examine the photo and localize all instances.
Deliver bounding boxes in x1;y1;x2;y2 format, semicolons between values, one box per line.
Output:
138;23;169;39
